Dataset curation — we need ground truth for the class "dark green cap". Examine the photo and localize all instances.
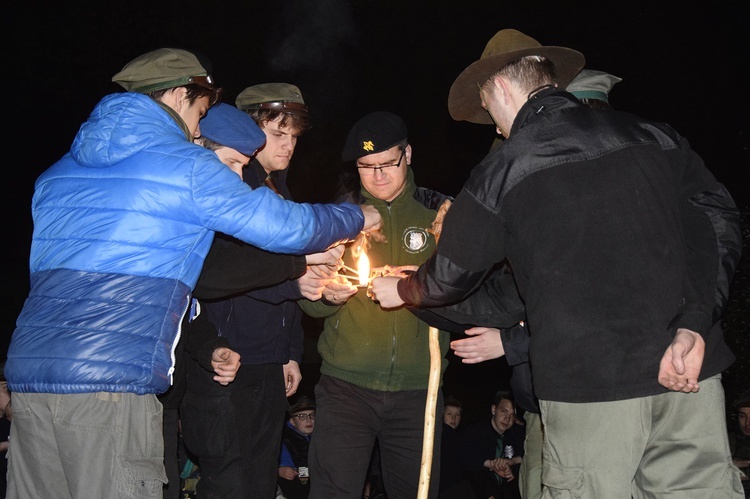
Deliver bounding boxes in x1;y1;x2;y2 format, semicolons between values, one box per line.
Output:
567;69;621;103
235;83;308;117
112;48;216;93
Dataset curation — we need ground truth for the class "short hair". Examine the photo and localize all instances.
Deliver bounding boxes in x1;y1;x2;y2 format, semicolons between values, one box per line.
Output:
735;389;750;410
246;108;311;135
494;55;556;94
493;390;515;407
444;395;463;410
196;136;222;152
149;83;222;108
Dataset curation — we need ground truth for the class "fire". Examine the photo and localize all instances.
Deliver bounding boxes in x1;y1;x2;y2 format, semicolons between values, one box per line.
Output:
357;251;371;287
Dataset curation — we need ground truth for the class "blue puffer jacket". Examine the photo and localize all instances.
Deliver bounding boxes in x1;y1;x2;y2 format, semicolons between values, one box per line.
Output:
6;92;364;396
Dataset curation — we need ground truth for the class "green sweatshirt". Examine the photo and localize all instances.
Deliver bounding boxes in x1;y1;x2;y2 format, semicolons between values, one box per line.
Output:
300;168;450;391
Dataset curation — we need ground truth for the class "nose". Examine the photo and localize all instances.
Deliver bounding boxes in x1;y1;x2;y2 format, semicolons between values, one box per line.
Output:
194;123;202;138
282;135;297;151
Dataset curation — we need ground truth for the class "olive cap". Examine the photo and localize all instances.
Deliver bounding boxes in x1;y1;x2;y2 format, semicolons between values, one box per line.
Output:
235;83;308;117
112;47;215;93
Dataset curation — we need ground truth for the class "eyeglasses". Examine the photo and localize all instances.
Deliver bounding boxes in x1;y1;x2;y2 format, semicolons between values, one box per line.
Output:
294;413;315;421
356;149;404;176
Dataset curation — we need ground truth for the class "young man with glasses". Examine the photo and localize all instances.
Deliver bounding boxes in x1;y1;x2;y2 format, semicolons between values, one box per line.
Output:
278;396;317;499
300;111;451;499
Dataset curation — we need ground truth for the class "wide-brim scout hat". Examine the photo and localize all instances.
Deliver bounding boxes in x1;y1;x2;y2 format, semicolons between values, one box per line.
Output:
235;83;309;118
448;29;585;124
112;47;216;93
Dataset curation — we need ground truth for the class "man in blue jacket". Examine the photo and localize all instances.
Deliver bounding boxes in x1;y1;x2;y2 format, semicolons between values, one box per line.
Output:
5;48;379;499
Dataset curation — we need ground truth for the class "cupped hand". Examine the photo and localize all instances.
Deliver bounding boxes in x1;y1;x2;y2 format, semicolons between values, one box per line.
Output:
451;327;505;364
658;328;704;393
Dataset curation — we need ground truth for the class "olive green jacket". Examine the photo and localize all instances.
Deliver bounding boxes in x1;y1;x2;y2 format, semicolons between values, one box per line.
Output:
299;168;449;391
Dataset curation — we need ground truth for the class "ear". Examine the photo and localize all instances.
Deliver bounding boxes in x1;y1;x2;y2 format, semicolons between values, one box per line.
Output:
159;87;188;113
493;75;512;105
405;144;413;166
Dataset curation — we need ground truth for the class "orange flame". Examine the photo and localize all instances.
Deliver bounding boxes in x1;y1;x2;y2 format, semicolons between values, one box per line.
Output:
357;251;371;287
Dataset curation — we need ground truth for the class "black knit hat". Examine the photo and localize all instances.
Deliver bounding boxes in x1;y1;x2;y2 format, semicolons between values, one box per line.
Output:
342;111;407;162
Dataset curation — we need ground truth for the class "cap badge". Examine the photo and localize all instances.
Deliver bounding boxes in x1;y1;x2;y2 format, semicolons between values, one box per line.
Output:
362;140;374;153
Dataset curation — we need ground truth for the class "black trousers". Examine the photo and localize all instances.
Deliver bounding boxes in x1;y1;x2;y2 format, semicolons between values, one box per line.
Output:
309;375;443;499
180;360;287;499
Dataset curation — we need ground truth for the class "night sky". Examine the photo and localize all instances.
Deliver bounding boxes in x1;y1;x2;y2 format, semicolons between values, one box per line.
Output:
6;0;748;419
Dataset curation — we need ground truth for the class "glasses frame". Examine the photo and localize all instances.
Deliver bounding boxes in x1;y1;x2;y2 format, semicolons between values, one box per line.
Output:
293;412;315;421
356;148;405;175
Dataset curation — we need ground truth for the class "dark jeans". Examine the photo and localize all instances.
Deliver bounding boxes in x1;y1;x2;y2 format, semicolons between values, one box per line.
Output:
180;360;286;499
162;406;181;499
309;375;443;499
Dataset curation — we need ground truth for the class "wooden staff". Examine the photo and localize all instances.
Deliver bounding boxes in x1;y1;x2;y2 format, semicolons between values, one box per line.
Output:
417;326;441;499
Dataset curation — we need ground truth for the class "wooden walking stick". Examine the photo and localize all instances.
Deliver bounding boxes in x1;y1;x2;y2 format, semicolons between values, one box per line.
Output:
417;326;441;499
417;200;451;499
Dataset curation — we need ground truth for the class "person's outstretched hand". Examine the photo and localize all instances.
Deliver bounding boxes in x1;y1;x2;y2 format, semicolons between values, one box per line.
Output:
360;205;382;232
368;276;404;308
305;244;345;268
658;328;704;392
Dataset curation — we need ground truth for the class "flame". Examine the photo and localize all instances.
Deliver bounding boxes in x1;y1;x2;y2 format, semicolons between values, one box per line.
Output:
357;251;371;287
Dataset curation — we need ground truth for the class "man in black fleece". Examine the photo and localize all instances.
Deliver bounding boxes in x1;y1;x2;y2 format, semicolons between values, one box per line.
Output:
370;29;744;497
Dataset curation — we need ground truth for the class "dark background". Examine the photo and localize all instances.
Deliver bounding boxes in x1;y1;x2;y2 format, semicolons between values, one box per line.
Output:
5;0;748;423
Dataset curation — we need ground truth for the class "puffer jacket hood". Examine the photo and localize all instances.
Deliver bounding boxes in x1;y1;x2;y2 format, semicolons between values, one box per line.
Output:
72;92;187;168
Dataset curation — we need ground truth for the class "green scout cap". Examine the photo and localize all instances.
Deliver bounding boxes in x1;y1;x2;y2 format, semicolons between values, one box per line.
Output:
112;48;216;93
566;69;622;103
235;83;308;117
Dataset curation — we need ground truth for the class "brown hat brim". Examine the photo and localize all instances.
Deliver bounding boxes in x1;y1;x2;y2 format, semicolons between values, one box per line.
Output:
448;47;585;124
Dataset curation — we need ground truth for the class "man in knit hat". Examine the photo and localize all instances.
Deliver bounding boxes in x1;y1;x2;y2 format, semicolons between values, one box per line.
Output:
370;28;743;497
300;111;451;499
4;48;379;499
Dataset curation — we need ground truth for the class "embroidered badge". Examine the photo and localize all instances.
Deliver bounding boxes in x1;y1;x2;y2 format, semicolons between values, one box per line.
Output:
403;227;429;253
362;140;374;152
